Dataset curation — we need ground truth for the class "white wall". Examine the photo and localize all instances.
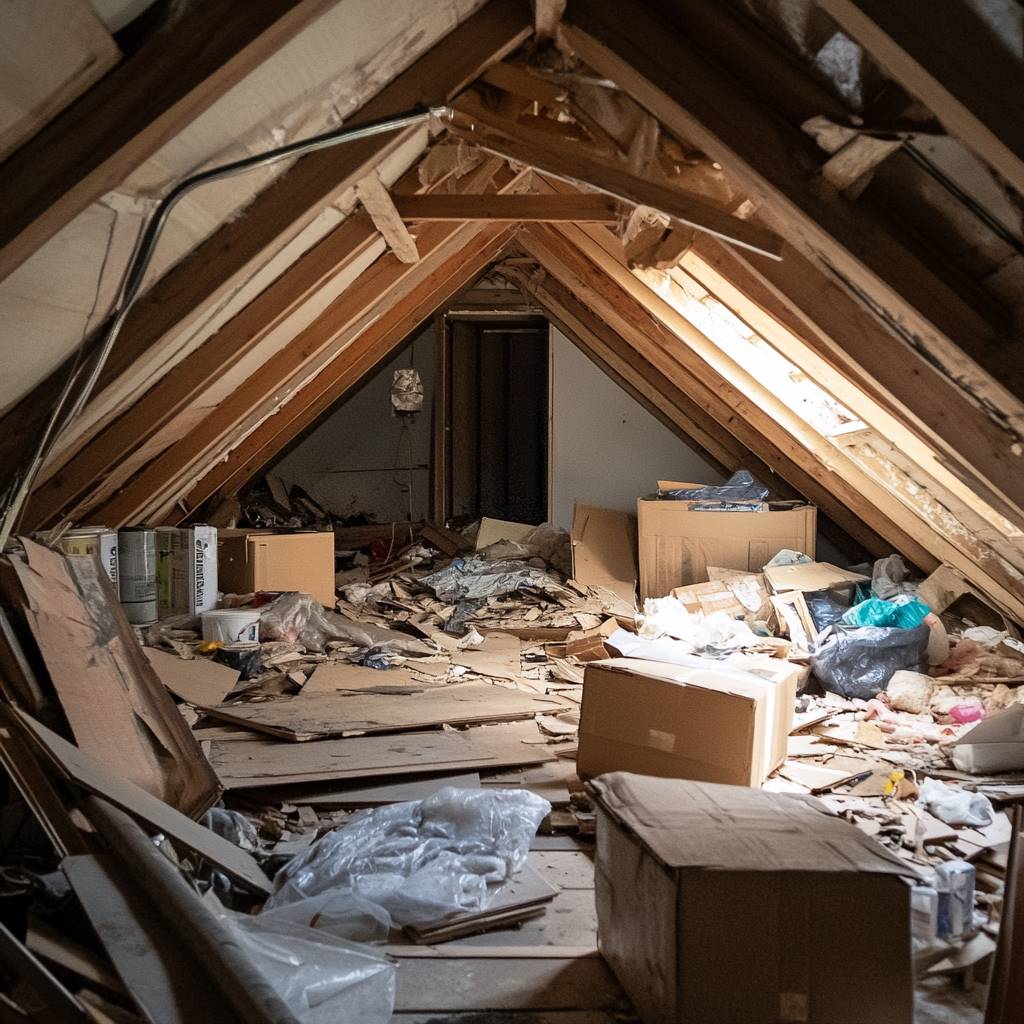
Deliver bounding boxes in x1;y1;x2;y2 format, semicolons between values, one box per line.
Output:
271;325;434;522
548;328;724;529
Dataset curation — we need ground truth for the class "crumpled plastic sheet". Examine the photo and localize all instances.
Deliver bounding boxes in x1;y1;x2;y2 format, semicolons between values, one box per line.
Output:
635;596;760;652
259;593;432;656
765;549;813;567
658;469;768;503
203;808;259;854
841;595;931;630
918;778;993;828
265;787;551;928
218;909;396;1024
421;556;570;605
258;891;392;944
811;624;930;700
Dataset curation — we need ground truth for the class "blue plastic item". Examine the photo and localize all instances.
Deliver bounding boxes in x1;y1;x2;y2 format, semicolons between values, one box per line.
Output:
840;596;930;630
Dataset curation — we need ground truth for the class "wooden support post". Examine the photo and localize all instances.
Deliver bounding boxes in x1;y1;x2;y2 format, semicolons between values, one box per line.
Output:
356;173;420;263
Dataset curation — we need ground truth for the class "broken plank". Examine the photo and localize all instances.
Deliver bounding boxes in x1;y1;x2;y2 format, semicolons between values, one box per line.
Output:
209;720;556;789
200;683;567;742
356;172;420;262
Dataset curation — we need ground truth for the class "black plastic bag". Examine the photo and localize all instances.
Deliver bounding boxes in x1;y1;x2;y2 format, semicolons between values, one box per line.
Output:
810;624;929;700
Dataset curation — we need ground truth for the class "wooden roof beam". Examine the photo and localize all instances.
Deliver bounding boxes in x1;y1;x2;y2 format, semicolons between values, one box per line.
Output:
356;173;420;263
818;0;1024;197
0;0;336;284
86;169;529;526
0;1;531;491
394;193;619;222
175;228;516;519
449;91;784;259
561;0;1024;430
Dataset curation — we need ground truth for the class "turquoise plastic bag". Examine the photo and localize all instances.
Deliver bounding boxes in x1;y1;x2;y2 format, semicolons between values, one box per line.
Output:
841;596;930;630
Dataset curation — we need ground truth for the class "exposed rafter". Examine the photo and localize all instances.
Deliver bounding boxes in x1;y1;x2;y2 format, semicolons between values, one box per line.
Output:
0;0;336;284
395;193;619;222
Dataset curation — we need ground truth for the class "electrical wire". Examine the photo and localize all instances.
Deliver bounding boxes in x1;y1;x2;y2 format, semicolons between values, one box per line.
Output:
0;104;452;550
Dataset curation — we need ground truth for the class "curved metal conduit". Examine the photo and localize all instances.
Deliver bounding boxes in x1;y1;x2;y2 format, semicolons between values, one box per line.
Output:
0;104;452;549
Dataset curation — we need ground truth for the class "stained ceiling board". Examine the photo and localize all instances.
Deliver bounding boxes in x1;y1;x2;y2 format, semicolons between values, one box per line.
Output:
207;720;558;790
199;683;569;742
19;710;270;896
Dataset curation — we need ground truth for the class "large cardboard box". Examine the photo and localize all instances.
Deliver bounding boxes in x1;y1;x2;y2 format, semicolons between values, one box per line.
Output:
578;657;797;786
217;531;335;606
591;773;916;1024
637;498;816;599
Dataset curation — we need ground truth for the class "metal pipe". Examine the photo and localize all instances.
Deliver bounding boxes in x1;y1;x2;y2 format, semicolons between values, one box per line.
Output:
0;104;451;549
81;795;301;1024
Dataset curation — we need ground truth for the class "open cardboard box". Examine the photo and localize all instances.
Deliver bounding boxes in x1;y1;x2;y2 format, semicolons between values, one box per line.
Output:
952;704;1024;773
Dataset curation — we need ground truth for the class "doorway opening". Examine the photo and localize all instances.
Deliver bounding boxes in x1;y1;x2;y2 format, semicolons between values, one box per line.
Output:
435;315;549;526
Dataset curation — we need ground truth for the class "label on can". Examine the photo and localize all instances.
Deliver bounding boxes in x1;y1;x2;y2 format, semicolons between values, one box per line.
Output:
118;528;157;623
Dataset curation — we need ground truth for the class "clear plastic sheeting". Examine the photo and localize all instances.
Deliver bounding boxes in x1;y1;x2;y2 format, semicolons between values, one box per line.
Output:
265;787;550;927
634;597;761;653
203;808;259;854
657;469;769;503
259;593;432;656
918;778;994;829
258;891;392;944
811;624;930;699
218;910;396;1024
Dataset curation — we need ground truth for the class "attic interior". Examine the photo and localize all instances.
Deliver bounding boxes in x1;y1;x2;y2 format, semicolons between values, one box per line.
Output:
1;1;1024;1021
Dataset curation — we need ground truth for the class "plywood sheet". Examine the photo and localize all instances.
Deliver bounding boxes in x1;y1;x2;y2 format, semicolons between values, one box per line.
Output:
201;683;568;741
145;648;238;706
452;633;522;680
209;721;557;789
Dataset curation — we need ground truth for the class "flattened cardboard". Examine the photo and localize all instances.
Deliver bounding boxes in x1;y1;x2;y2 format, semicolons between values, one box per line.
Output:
952;705;1024;773
591;773;916;1024
475;518;535;549
217;530;335;606
763;561;868;594
7;540;218;815
570;504;637;609
578;657;796;787
637;498;816;599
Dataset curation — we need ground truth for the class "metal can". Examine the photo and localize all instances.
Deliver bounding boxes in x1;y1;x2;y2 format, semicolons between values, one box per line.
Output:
58;526;119;587
117;527;157;624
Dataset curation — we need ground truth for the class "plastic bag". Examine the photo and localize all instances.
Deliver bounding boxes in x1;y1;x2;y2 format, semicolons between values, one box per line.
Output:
203;808;259;853
218;909;396;1024
841;595;930;630
871;553;916;599
658;469;768;503
811;624;929;699
265;787;550;927
258;890;392;944
804;591;849;632
918;778;993;828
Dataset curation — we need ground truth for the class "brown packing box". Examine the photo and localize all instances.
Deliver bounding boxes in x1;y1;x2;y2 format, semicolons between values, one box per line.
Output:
217;530;335;606
637;497;816;599
570;503;637;609
577;657;797;786
591;773;916;1024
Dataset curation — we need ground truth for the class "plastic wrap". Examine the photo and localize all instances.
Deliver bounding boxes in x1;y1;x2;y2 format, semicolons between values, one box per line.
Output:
203;808;259;853
259;593;431;655
258;891;392;944
841;595;930;630
265;787;550;927
804;591;849;632
810;624;929;699
219;909;395;1024
871;553;916;599
421;557;570;604
918;778;993;828
658;469;768;502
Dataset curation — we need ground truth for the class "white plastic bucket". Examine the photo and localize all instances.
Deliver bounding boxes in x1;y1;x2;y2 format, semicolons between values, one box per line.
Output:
201;608;260;644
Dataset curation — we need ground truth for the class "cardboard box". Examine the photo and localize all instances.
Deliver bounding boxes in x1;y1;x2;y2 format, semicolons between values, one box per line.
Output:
570;504;637;609
763;560;868;595
637;498;816;599
217;531;335;606
591;773;916;1024
578;657;797;786
952;704;1024;773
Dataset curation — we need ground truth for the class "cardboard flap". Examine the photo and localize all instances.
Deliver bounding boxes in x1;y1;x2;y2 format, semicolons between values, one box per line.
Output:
570;504;637;609
590;657;774;702
763;562;869;593
590;772;917;879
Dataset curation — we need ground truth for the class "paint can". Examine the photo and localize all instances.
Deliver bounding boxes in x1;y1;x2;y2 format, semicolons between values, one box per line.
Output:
201;608;260;644
117;527;157;624
58;526;119;587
